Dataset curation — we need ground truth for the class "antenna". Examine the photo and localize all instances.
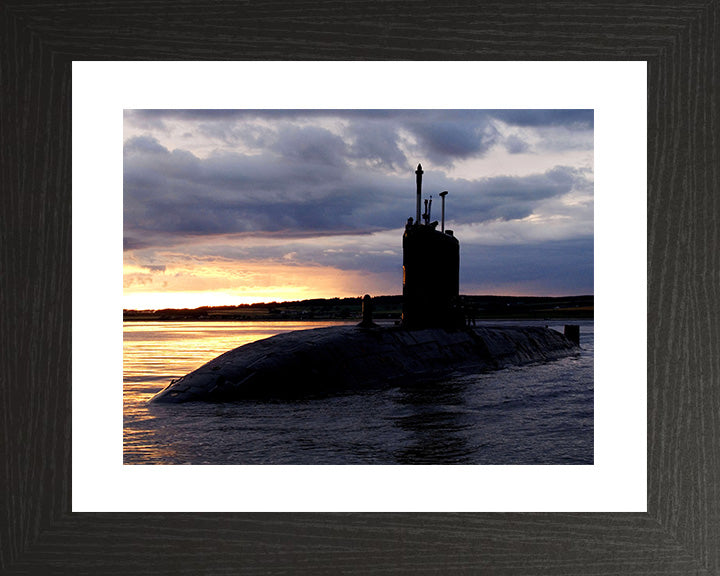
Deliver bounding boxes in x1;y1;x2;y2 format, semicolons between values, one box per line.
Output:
439;191;448;233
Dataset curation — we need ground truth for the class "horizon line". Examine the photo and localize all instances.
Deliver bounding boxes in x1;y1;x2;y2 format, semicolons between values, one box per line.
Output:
123;293;594;313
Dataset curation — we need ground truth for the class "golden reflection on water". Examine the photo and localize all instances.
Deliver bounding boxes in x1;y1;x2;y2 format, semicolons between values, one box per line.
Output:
124;320;355;397
123;320;355;462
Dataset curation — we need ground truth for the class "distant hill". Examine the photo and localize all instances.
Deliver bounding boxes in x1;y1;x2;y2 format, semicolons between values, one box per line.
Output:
123;294;593;322
461;294;593;320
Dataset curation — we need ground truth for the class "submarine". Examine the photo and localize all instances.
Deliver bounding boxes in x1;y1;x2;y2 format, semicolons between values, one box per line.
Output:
150;164;580;403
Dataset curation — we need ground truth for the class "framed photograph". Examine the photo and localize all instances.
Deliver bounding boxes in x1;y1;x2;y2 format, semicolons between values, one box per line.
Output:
74;61;643;514
4;2;718;574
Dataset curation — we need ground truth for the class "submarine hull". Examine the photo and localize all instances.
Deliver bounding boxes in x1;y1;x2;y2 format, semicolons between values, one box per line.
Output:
149;325;578;403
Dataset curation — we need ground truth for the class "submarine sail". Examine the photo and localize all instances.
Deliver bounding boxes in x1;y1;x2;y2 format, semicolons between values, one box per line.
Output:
402;163;462;330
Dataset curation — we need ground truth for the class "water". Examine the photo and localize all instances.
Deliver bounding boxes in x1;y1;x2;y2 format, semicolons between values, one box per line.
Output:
124;320;593;464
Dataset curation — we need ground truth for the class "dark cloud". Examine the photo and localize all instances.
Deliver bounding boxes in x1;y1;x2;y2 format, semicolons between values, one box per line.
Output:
124;110;593;295
405;119;499;165
124;110;593;168
126;110;257;123
124;135;378;245
196;121;274;149
504;135;531;154
460;237;594;295
125;109;594;130
128;231;593;298
197;240;402;279
491;109;594;129
271;125;348;167
124;134;590;251
347;122;408;170
124;236;150;251
123;134;169;156
123;110;168;131
419;166;587;224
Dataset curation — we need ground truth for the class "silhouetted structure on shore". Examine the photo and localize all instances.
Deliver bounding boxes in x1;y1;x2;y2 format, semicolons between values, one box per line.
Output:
123;294;593;322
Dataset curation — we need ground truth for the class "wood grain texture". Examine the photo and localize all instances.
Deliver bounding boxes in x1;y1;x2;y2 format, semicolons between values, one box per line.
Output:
1;1;718;574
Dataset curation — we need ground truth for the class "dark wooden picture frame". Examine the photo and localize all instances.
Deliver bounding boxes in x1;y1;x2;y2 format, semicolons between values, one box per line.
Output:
2;2;718;574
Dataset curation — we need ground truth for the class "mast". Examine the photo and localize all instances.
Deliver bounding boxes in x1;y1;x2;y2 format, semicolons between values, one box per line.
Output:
415;163;423;224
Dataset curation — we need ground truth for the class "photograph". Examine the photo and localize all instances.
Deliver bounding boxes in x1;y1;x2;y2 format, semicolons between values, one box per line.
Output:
123;109;594;465
5;1;717;569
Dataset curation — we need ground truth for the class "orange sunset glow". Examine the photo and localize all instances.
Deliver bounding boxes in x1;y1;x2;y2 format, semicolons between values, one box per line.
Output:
123;259;397;310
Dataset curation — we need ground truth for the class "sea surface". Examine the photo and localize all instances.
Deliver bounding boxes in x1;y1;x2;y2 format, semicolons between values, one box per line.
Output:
124;319;593;465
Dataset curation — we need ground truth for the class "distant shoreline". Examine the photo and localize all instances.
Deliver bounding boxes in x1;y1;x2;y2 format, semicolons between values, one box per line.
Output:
123;294;594;322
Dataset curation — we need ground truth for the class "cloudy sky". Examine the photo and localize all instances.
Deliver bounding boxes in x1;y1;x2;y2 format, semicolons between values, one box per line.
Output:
123;109;593;310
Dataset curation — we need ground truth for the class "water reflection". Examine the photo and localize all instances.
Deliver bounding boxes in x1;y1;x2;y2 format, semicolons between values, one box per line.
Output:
393;380;475;464
124;320;594;465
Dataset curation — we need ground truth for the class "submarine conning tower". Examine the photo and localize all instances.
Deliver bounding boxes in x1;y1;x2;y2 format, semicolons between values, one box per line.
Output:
402;164;463;330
